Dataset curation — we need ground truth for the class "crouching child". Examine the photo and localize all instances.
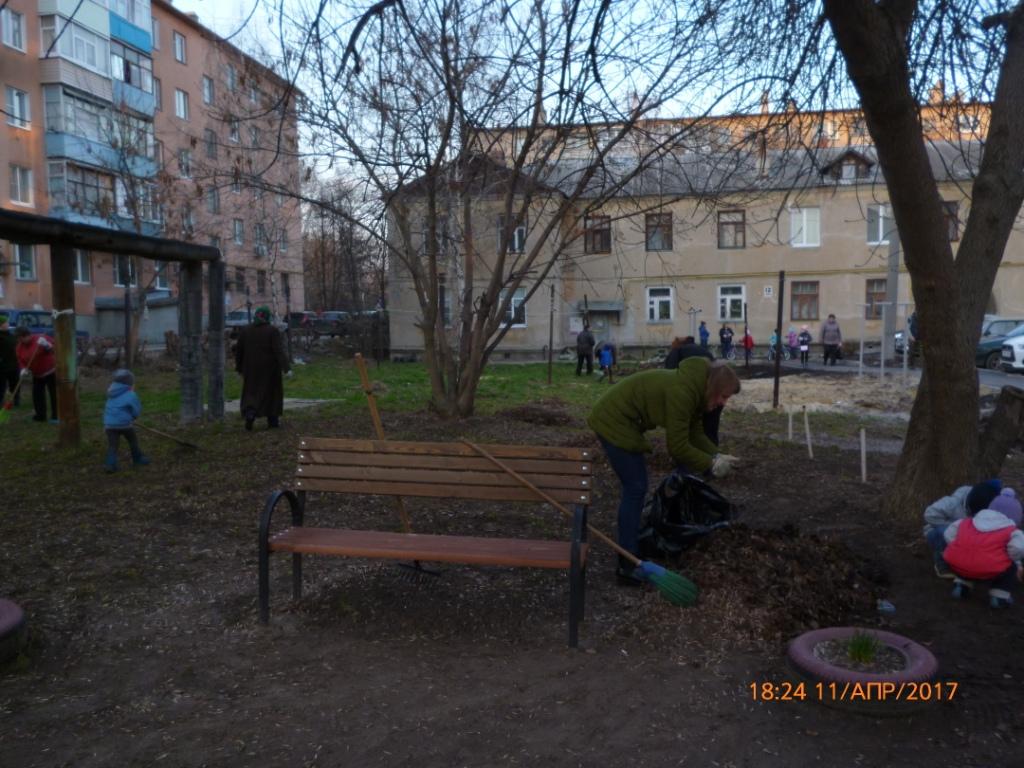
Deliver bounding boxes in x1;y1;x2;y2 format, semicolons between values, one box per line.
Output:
103;369;150;472
943;481;1024;608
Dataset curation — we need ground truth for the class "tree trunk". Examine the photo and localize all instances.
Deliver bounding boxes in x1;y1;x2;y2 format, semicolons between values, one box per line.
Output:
977;386;1024;479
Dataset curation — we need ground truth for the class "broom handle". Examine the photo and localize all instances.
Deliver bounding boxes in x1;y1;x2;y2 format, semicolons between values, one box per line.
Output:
461;439;640;566
134;422;198;449
4;343;42;407
355;353;412;533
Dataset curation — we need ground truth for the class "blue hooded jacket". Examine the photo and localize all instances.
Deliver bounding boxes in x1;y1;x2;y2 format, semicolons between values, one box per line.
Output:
103;382;142;429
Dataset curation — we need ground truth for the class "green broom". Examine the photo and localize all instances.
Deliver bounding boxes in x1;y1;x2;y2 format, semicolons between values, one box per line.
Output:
462;439;698;607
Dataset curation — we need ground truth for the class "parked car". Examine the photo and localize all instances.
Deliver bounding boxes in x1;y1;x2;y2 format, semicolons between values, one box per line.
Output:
897;315;1024;369
0;307;90;341
313;310;350;337
288;311;317;329
223;309;287;335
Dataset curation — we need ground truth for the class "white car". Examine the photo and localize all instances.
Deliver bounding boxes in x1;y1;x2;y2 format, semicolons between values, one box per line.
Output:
1001;335;1024;373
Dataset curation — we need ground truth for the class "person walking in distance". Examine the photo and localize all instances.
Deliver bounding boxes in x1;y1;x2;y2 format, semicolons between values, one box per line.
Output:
719;323;734;358
798;325;813;368
821;313;843;366
698;321;710;350
576;323;596;376
786;326;799;360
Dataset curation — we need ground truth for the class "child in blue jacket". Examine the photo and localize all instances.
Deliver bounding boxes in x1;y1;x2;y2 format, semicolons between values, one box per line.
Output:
103;369;150;472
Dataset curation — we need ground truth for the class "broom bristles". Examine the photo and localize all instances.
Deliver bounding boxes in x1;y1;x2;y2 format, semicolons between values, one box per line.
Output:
637;560;699;607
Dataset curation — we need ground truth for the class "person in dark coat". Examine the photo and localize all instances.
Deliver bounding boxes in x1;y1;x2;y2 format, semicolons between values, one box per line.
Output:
235;306;290;430
576;324;596;376
0;315;19;407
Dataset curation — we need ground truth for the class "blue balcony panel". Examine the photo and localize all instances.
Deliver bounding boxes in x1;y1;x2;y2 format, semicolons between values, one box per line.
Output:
112;80;156;117
49;207;161;237
109;14;152;52
45;132;159;180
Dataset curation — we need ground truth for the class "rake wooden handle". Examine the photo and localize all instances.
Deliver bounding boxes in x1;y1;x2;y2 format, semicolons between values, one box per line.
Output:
355;353;412;533
134;422;200;449
4;342;41;408
460;438;640;566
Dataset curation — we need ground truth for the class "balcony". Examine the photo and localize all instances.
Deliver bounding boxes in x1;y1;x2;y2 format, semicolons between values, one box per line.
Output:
45;132;159;180
112;79;156;118
109;12;152;52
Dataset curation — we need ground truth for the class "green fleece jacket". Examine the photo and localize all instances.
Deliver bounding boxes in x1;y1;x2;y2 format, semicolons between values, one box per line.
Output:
586;356;719;471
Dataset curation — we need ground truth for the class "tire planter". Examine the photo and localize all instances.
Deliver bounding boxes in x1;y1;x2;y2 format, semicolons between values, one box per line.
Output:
788;627;939;716
0;599;27;665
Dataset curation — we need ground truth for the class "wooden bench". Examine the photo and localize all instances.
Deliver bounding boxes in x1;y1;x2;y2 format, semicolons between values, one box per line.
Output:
258;438;593;647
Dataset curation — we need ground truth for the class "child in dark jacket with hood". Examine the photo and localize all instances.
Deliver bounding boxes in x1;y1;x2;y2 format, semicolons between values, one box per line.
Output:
103;369;150;472
944;481;1024;608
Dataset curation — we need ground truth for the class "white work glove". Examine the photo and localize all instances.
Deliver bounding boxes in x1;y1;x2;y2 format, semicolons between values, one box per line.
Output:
711;453;741;478
285;370;294;379
19;369;30;379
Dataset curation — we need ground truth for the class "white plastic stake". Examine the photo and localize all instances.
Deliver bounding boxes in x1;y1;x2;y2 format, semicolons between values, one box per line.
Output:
803;406;814;459
860;428;867;483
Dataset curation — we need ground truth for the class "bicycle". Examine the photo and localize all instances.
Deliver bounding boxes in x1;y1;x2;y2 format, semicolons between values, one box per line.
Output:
766;344;791;362
718;344;737;361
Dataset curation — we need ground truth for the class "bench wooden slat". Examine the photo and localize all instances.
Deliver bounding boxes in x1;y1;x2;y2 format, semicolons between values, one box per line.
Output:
296;464;590;491
299;451;592;476
270;527;589;569
295;477;591;505
299;438;592;462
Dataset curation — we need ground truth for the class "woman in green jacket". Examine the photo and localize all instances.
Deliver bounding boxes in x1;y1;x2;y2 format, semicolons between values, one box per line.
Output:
587;357;741;583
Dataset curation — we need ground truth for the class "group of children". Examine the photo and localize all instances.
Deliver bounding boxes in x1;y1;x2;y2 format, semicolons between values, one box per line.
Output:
923;480;1024;608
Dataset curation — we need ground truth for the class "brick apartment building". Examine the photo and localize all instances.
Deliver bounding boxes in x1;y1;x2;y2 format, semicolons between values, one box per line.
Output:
0;0;303;340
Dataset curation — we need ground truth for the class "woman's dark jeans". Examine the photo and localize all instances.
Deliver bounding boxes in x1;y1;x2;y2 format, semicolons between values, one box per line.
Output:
597;436;648;556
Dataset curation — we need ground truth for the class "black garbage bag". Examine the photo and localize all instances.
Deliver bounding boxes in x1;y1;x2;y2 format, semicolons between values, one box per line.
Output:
637;471;736;560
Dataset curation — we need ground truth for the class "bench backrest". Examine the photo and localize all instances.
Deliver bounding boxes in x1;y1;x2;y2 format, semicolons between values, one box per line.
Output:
296;438;592;506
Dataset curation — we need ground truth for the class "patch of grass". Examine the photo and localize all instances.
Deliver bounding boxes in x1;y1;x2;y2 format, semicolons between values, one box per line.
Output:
846;630;882;664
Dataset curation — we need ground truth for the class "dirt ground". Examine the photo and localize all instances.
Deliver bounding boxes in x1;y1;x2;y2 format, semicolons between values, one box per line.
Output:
2;369;1023;768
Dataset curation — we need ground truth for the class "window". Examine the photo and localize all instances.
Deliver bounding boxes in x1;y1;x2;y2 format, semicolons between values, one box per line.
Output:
206;186;219;214
209;235;221;251
257;269;266;295
228;119;239;143
943;200;960;242
5;86;29;128
202;75;214;105
73;249;91;284
9;165;32;205
645;213;672;251
173;31;186;63
866;204;891;245
153;77;162;111
226;64;237;92
249;125;259;148
279;231;288;253
790;281;819;321
503;287;526;327
14;244;35;280
849;117;868;140
151;18;160;50
114;255;137;287
646;287;673;322
58;164;115;216
204;128;218;159
497;215;527;254
281;272;290;300
110;42;153;93
2;8;25;51
249;83;259;104
174;89;189;120
717;210;745;249
114;179;158;222
718;284;745;321
233;218;244;244
957;114;980;134
789;207;820;247
234;266;246;293
438;275;451;326
583;215;611;254
154;260;170;290
865;279;887;319
40;17;109;74
231;173;241;193
181;206;194;237
178;149;191;178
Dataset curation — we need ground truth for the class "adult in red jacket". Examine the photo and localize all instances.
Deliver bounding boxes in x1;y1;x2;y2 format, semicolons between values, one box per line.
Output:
14;327;57;422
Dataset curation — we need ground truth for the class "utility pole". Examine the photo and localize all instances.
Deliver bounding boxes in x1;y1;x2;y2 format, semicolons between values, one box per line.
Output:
772;270;785;409
51;246;80;447
547;283;554;385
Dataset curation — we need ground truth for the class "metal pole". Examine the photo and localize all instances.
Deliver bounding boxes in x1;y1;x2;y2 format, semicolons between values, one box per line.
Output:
743;301;749;368
880;304;887;379
51;245;80;447
885;233;900;363
207;259;225;420
547;283;554;385
772;270;785;409
858;305;866;377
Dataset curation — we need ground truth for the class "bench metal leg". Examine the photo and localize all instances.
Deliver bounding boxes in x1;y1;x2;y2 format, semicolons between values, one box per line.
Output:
568;504;588;648
258;489;301;623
